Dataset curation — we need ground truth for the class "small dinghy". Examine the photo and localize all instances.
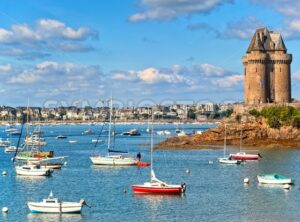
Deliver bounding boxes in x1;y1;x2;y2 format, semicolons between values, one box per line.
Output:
68;140;77;144
28;191;90;213
218;157;241;164
56;135;67;139
257;174;292;184
15;164;53;176
137;161;150;167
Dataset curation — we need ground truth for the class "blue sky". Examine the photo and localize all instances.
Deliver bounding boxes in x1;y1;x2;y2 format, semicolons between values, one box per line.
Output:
0;0;299;107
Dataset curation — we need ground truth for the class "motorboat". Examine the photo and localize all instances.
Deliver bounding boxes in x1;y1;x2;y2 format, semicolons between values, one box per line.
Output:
4;146;23;153
123;129;141;136
15;164;53;176
257;174;292;184
28;191;89;213
90;155;138;166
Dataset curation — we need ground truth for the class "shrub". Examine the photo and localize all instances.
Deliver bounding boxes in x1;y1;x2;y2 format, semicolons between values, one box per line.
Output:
292;116;300;129
249;109;260;117
268;116;281;129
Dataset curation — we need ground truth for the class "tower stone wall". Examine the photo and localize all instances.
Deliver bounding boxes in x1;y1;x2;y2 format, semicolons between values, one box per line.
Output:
243;28;292;105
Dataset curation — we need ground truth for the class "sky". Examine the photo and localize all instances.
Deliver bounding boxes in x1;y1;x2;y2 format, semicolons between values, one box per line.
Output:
0;0;299;107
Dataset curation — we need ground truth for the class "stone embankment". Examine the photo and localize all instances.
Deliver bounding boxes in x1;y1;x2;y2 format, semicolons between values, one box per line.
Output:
157;120;300;149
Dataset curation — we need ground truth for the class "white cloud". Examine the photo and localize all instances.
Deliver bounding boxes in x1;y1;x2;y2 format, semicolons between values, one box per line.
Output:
128;0;234;22
213;74;243;88
0;18;97;59
197;64;228;76
223;16;264;39
36;19;96;40
250;0;300;17
0;64;12;73
0;28;13;43
137;67;191;84
8;61;102;86
112;71;138;81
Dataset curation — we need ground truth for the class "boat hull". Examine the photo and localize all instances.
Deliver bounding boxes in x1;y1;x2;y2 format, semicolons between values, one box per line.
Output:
132;185;183;194
218;158;241;164
257;176;292;184
229;154;259;160
16;167;52;176
90;156;138;166
28;202;82;213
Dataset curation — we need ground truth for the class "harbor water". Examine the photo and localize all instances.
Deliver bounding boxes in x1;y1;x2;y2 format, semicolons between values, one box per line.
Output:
0;123;300;221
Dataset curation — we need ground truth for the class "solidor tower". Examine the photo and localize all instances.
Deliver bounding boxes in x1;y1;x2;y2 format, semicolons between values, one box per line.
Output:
243;28;292;105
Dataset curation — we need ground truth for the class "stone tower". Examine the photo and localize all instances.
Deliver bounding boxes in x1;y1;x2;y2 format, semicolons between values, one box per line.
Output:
243;28;292;105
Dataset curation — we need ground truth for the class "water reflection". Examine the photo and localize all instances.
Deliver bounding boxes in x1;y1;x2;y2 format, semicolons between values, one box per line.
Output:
133;194;183;209
27;213;83;222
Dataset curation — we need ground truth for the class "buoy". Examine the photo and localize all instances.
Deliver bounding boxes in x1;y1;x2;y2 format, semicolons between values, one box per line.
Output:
64;162;67;166
123;189;128;193
208;161;213;165
185;169;190;174
283;184;290;190
2;171;7;176
2;207;8;213
243;178;249;184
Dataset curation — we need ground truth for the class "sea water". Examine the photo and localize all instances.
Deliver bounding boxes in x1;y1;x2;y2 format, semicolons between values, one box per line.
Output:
0;123;300;222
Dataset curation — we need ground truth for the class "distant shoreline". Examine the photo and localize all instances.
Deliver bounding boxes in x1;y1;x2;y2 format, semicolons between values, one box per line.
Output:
0;119;221;126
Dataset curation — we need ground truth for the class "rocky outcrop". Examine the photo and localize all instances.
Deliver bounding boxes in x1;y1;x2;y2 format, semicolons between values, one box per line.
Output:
157;121;300;150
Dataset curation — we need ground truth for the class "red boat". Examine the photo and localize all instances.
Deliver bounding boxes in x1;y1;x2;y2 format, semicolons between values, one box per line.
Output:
137;161;150;167
229;152;261;160
132;117;186;195
132;170;186;194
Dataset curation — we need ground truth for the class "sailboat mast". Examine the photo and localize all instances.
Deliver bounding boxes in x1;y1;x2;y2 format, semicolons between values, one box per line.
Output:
26;100;29;152
240;124;242;152
107;97;113;152
150;110;154;181
224;124;226;157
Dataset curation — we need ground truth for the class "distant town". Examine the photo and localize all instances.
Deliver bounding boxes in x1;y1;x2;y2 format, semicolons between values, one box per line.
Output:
0;103;234;122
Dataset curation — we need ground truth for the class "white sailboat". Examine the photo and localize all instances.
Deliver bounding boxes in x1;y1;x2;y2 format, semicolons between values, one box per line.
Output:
90;98;138;166
28;191;89;213
132;115;186;194
218;125;241;164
